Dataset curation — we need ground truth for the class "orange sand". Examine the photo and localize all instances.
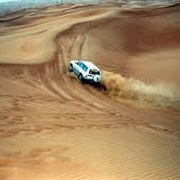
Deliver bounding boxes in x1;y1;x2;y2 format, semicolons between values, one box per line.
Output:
0;3;180;180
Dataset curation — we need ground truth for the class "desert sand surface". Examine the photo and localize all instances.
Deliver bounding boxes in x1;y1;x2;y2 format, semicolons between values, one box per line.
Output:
0;3;180;180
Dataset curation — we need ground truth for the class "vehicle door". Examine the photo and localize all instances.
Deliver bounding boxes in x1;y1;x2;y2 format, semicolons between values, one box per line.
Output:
73;61;82;75
79;63;88;76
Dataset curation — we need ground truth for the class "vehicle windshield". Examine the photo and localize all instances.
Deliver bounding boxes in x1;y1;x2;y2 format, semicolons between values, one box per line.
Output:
89;69;100;75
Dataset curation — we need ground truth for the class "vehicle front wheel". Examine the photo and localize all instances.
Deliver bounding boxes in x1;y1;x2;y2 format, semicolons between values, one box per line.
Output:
69;64;73;72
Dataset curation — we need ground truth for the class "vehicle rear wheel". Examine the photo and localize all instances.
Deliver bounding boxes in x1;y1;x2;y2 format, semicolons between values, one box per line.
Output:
78;74;84;82
69;64;73;72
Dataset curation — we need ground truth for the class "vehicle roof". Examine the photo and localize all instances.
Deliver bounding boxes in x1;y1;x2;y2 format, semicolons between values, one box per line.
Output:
81;61;100;70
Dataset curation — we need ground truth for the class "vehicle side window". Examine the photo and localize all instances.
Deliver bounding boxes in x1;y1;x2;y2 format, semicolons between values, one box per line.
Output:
80;63;88;72
77;62;81;66
83;65;88;72
79;63;83;69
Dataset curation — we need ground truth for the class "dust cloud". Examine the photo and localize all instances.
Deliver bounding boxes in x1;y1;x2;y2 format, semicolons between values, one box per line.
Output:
102;71;180;109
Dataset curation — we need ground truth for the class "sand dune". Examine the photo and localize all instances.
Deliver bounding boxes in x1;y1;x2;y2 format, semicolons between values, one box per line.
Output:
0;3;180;180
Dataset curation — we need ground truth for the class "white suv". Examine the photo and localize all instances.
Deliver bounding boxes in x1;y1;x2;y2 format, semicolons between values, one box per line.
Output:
69;60;101;83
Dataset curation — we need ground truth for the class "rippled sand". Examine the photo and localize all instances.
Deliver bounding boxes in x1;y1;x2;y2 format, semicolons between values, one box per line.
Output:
0;3;180;180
